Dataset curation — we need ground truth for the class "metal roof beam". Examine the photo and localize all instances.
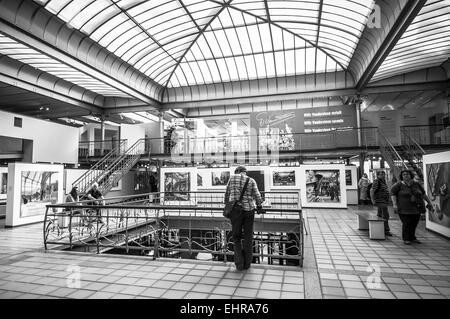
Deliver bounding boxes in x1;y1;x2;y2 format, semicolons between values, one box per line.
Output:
0;18;160;107
354;0;427;91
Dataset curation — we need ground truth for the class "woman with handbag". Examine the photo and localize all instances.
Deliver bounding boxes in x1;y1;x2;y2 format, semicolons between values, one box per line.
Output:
391;170;434;245
224;166;263;271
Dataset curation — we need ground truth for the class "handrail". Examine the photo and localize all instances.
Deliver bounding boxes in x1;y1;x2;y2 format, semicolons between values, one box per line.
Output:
43;200;304;266
378;130;407;167
73;139;127;193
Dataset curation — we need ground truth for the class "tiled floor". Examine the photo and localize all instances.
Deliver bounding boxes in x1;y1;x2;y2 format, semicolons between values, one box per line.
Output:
0;206;449;299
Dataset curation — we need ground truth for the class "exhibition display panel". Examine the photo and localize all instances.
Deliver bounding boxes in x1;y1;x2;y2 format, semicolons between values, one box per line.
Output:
6;163;64;227
423;150;450;238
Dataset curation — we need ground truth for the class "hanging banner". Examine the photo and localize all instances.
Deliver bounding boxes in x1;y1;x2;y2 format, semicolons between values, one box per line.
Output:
250;105;357;151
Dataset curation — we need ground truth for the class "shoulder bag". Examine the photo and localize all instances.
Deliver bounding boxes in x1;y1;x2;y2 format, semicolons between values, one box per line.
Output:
223;177;250;219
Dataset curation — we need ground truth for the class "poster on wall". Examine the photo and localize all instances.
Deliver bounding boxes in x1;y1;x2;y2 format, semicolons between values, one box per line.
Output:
300;164;347;208
164;172;191;201
211;170;230;186
250;105;357;151
269;167;300;189
424;151;450;238
345;166;358;189
20;171;59;218
0;168;7;199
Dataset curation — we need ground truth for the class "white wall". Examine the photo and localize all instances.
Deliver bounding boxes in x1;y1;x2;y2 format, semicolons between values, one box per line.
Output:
0;110;79;164
361;107;443;145
120;123;146;149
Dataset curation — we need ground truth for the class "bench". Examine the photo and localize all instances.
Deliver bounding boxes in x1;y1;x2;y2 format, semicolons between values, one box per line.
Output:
355;211;386;240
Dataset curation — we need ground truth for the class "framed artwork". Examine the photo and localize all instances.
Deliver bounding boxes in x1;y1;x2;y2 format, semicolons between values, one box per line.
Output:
160;167;197;204
0;167;7;200
196;168;232;189
211;169;231;188
197;169;211;189
20;171;60;218
345;166;358;189
423;151;450;238
299;164;347;208
269;167;300;190
6;163;64;227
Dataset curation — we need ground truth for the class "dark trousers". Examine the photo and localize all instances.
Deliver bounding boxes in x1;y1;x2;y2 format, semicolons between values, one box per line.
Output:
230;210;255;270
376;203;390;232
398;213;421;241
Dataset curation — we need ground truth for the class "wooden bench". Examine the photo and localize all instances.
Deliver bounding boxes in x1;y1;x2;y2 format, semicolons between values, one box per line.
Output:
355;211;386;240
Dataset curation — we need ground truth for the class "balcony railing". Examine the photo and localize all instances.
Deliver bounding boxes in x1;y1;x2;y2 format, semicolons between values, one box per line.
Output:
78;139;126;158
144;127;379;155
44;191;304;267
401;125;450;146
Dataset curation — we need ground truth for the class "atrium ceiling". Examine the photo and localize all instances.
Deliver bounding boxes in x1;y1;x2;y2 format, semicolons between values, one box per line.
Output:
0;0;449;125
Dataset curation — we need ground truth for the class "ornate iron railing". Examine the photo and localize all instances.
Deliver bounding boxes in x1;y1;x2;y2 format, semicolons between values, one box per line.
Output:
43;192;303;267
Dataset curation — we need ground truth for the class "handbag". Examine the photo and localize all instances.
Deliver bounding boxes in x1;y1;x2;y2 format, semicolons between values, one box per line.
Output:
223;177;250;218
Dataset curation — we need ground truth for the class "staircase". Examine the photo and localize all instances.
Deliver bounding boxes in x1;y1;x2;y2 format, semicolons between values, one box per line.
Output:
378;129;427;182
378;130;408;181
73;139;146;196
400;128;426;179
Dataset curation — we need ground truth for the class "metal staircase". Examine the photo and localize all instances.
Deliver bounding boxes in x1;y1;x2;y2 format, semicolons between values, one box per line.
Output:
96;139;146;195
73;139;146;196
378;130;408;181
400;128;426;179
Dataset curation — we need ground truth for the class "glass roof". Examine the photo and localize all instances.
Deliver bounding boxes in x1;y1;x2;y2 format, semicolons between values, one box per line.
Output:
34;0;375;88
372;0;450;82
0;33;131;97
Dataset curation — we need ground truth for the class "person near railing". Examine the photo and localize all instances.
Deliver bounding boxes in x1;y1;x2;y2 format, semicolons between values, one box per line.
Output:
86;182;105;224
391;170;434;245
224;165;263;271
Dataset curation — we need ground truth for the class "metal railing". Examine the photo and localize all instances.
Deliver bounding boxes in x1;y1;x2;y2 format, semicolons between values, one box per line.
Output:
145;127;379;155
378;130;408;180
401;125;450;145
73;140;128;194
78;139;126;158
400;128;426;178
43;191;303;267
97;139;146;195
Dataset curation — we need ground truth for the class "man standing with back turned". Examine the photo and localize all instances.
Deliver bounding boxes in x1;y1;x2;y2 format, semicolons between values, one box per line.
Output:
370;171;392;236
225;166;263;271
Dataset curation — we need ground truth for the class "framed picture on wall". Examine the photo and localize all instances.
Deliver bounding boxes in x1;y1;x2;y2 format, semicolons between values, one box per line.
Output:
423;151;450;238
269;167;300;189
20;171;60;218
0;167;7;200
197;169;211;189
299;164;347;208
211;169;231;188
160;167;197;205
345;166;358;189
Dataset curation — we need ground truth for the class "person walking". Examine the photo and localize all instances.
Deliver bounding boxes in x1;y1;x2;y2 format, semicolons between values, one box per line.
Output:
225;166;263;270
358;173;370;205
391;170;434;245
370;171;392;236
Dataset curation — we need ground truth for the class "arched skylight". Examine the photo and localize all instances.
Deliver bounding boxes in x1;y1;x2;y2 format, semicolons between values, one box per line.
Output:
34;0;375;89
372;0;450;82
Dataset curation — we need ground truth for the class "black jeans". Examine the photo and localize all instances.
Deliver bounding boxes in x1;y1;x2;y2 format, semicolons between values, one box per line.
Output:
376;203;390;232
230;210;255;270
398;213;421;241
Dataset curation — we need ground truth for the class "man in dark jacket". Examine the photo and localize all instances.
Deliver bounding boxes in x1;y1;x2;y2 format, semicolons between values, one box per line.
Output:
370;171;392;236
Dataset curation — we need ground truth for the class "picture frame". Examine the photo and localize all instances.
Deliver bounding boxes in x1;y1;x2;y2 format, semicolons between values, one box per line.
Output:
6;163;64;227
345;166;358;190
0;166;7;200
160;167;197;205
299;164;347;208
269;167;300;190
423;150;450;238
